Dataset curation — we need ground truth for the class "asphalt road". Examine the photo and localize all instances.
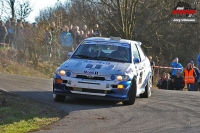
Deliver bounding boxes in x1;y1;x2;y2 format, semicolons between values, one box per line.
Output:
0;73;200;133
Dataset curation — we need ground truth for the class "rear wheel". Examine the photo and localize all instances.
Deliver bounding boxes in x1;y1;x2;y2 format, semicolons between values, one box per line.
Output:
140;76;152;98
122;78;137;105
53;94;66;102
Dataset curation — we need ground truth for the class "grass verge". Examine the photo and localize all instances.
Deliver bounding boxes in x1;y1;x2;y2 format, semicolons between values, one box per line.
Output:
0;90;65;133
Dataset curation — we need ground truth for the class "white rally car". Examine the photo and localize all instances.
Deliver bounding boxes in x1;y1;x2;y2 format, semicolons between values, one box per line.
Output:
53;37;152;105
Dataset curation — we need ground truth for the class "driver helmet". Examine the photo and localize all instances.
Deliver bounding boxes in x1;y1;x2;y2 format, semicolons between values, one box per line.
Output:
90;45;99;52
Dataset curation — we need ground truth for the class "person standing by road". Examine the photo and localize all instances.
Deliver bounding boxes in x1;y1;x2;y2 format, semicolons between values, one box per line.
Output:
148;56;155;84
190;61;200;91
173;71;185;91
170;57;183;79
93;24;101;37
0;20;8;43
156;72;166;89
161;73;173;90
184;63;196;91
196;54;200;69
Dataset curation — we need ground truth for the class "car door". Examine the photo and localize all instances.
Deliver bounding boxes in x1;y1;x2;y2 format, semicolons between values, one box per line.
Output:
136;44;149;90
131;43;144;90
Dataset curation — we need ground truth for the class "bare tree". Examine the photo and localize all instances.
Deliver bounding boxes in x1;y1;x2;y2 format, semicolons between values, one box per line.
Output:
0;0;32;21
84;0;165;39
15;0;33;21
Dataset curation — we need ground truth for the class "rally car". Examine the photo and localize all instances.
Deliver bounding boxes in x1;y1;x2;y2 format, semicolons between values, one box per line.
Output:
53;36;152;105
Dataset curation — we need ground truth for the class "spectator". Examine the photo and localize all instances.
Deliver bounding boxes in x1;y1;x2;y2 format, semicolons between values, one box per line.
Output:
184;63;196;91
156;72;166;89
80;30;85;41
93;24;101;37
173;71;185;91
82;33;88;39
88;29;95;37
9;18;15;46
161;73;173;90
196;54;200;69
75;31;81;47
0;20;8;43
60;26;73;61
82;24;87;34
73;26;81;48
190;61;200;91
24;22;33;60
60;26;73;49
43;27;52;57
5;20;11;45
69;24;74;39
148;56;155;84
50;22;57;43
15;19;24;49
170;57;183;79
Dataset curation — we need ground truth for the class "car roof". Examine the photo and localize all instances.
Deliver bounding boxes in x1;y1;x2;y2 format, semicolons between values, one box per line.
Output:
84;37;142;46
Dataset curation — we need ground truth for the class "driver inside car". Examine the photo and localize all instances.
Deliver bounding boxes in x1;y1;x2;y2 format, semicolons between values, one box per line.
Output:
110;47;128;60
89;45;106;58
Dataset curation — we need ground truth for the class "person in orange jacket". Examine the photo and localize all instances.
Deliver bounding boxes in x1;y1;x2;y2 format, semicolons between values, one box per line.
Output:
184;63;197;91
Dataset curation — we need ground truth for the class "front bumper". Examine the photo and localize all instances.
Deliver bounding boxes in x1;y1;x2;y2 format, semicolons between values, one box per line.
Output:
53;74;131;101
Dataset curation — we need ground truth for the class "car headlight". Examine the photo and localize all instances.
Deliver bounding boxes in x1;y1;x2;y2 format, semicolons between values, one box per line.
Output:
59;70;66;76
116;75;123;81
113;75;130;81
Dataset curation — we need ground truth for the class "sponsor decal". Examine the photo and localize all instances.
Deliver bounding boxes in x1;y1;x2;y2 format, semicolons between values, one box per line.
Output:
106;64;115;70
83;60;110;65
95;64;102;69
86;64;93;68
83;42;130;48
84;70;98;75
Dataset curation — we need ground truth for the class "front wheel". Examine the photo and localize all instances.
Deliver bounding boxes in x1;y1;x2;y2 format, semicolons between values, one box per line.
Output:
140;76;152;98
53;93;66;102
122;78;137;105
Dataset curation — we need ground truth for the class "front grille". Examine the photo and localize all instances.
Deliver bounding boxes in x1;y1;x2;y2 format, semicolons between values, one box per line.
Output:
63;80;68;83
76;75;105;80
73;87;107;94
82;88;105;93
107;90;114;94
111;85;117;88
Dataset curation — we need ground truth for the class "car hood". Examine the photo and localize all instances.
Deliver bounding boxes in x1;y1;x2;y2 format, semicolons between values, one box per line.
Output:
60;59;131;75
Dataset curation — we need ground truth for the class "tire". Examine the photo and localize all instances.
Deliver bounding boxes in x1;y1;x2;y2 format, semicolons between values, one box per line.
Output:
140;76;152;98
53;93;66;102
122;78;137;105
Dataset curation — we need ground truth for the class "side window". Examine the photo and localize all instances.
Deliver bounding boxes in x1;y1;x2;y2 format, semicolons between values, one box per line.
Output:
136;45;146;61
132;43;140;61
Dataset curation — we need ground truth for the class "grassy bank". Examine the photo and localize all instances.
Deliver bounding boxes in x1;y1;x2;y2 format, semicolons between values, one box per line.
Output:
0;48;64;133
0;90;65;133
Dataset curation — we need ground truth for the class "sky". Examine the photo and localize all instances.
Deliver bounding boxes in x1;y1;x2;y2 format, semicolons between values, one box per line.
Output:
27;0;65;23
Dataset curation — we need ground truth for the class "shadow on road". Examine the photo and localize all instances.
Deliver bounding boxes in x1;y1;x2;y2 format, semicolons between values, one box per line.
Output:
8;90;129;113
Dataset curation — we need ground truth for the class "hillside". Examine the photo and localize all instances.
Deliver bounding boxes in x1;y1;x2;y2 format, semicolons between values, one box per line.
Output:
0;48;60;78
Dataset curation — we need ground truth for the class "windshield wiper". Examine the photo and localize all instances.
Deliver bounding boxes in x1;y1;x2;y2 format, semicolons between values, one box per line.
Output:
73;54;91;59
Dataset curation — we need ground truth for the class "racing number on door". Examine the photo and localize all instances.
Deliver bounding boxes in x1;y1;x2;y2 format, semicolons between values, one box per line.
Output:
138;72;143;84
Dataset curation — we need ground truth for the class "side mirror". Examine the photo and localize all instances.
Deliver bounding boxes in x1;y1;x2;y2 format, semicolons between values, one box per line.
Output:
133;57;140;64
67;52;73;59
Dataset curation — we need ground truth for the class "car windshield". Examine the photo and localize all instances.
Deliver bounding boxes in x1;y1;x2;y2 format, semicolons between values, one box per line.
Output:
71;42;131;63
